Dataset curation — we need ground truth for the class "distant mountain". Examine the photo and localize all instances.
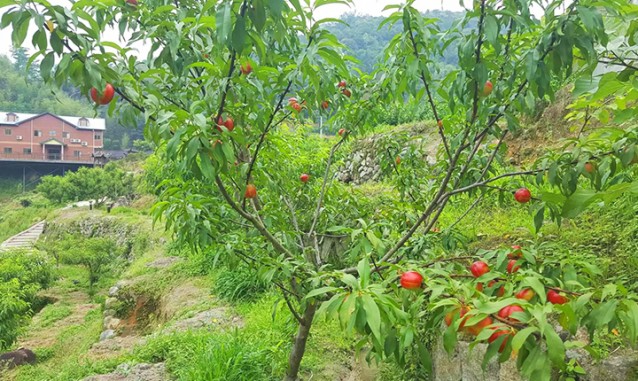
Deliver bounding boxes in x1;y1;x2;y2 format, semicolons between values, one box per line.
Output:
324;10;466;72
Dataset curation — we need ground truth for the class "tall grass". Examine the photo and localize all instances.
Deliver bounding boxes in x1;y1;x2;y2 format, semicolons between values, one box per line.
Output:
135;330;279;381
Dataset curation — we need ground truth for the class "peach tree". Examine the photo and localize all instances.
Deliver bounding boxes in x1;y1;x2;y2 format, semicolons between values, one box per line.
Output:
2;0;638;379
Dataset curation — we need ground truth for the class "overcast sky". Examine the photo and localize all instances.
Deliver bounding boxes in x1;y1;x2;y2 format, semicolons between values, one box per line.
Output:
0;1;470;57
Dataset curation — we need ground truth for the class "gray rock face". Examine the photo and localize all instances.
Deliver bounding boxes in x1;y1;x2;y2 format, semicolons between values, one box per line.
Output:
104;297;119;310
82;362;168;381
108;286;120;297
432;336;638;381
103;316;121;330
99;330;115;342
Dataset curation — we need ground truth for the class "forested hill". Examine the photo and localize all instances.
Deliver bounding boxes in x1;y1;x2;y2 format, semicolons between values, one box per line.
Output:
324;10;465;72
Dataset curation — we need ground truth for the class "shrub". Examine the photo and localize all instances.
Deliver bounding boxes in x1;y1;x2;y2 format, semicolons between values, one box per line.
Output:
0;249;53;349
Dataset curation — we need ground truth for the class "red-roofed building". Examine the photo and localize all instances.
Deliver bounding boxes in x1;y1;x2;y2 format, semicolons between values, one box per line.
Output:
0;111;105;164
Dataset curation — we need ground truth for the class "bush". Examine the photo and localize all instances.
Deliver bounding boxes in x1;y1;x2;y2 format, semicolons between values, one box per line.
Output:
0;249;53;349
36;163;134;204
50;234;124;291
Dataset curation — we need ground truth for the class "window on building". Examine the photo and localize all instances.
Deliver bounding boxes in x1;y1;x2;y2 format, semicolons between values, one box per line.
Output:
23;148;32;155
4;128;11;136
94;134;102;140
3;147;12;154
34;130;42;137
49;130;57;136
73;150;81;158
78;118;89;127
62;132;70;139
6;113;17;122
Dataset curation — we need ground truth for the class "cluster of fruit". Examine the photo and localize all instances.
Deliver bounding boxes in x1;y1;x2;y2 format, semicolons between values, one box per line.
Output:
399;245;570;353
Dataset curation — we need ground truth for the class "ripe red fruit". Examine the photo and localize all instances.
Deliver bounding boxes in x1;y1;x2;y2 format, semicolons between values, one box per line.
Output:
90;83;115;105
338;128;346;137
488;280;505;297
507;259;520;274
224;117;234;132
240;62;252;75
508;245;522;259
437;119;443;129
514;188;532;203
482;80;493;96
321;100;329;110
300;173;310;183
488;329;511;352
515;288;535;301
470;261;489;278
547;289;569;305
338;80;347;88
288;97;298;105
395;156;401;165
400;271;423;290
342;88;352;98
476;283;484;292
444;305;470;328
498;305;524;322
584;162;596;173
466;316;493;336
292;103;302;112
245;184;257;199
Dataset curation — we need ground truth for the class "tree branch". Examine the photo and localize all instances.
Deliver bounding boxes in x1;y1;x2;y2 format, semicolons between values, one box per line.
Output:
215;175;295;260
404;14;451;161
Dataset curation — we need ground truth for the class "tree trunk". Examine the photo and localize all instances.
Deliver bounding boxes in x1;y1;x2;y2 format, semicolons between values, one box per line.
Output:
284;302;317;381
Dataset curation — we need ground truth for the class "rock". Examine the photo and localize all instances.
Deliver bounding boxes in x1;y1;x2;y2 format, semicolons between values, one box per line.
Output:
108;286;120;297
582;352;638;381
103;309;116;317
145;257;181;269
99;330;115;341
169;308;243;332
82;362;168;381
104;317;121;330
104;297;119;310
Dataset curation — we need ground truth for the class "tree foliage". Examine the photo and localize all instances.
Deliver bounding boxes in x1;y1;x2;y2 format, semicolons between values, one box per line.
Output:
36;163;134;204
0;249;53;349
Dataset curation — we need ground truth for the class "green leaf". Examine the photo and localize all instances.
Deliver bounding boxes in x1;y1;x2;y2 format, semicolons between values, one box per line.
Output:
231;14;246;52
216;2;232;45
304;286;338;300
39;52;55;81
512;326;538;351
361;294;381;340
357;258;370;288
543;325;565;367
417;341;433;376
484;15;498;47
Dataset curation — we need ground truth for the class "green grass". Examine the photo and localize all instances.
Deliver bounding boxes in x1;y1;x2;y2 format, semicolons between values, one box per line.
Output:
33;304;73;328
0;195;53;242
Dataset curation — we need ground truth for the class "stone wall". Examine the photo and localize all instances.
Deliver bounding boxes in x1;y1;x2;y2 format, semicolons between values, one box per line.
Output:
432;338;638;381
336;123;440;184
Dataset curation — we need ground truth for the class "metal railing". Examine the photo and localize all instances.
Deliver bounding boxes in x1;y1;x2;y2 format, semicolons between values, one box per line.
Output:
0;152;95;163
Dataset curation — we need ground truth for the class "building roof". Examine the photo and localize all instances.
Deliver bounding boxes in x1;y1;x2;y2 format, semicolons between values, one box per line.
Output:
0;111;106;131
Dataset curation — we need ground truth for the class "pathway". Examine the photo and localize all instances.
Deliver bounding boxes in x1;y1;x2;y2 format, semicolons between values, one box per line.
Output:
0;221;46;250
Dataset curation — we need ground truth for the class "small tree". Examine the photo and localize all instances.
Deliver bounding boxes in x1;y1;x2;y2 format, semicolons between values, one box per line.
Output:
36;163;133;205
56;235;120;291
3;0;638;379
